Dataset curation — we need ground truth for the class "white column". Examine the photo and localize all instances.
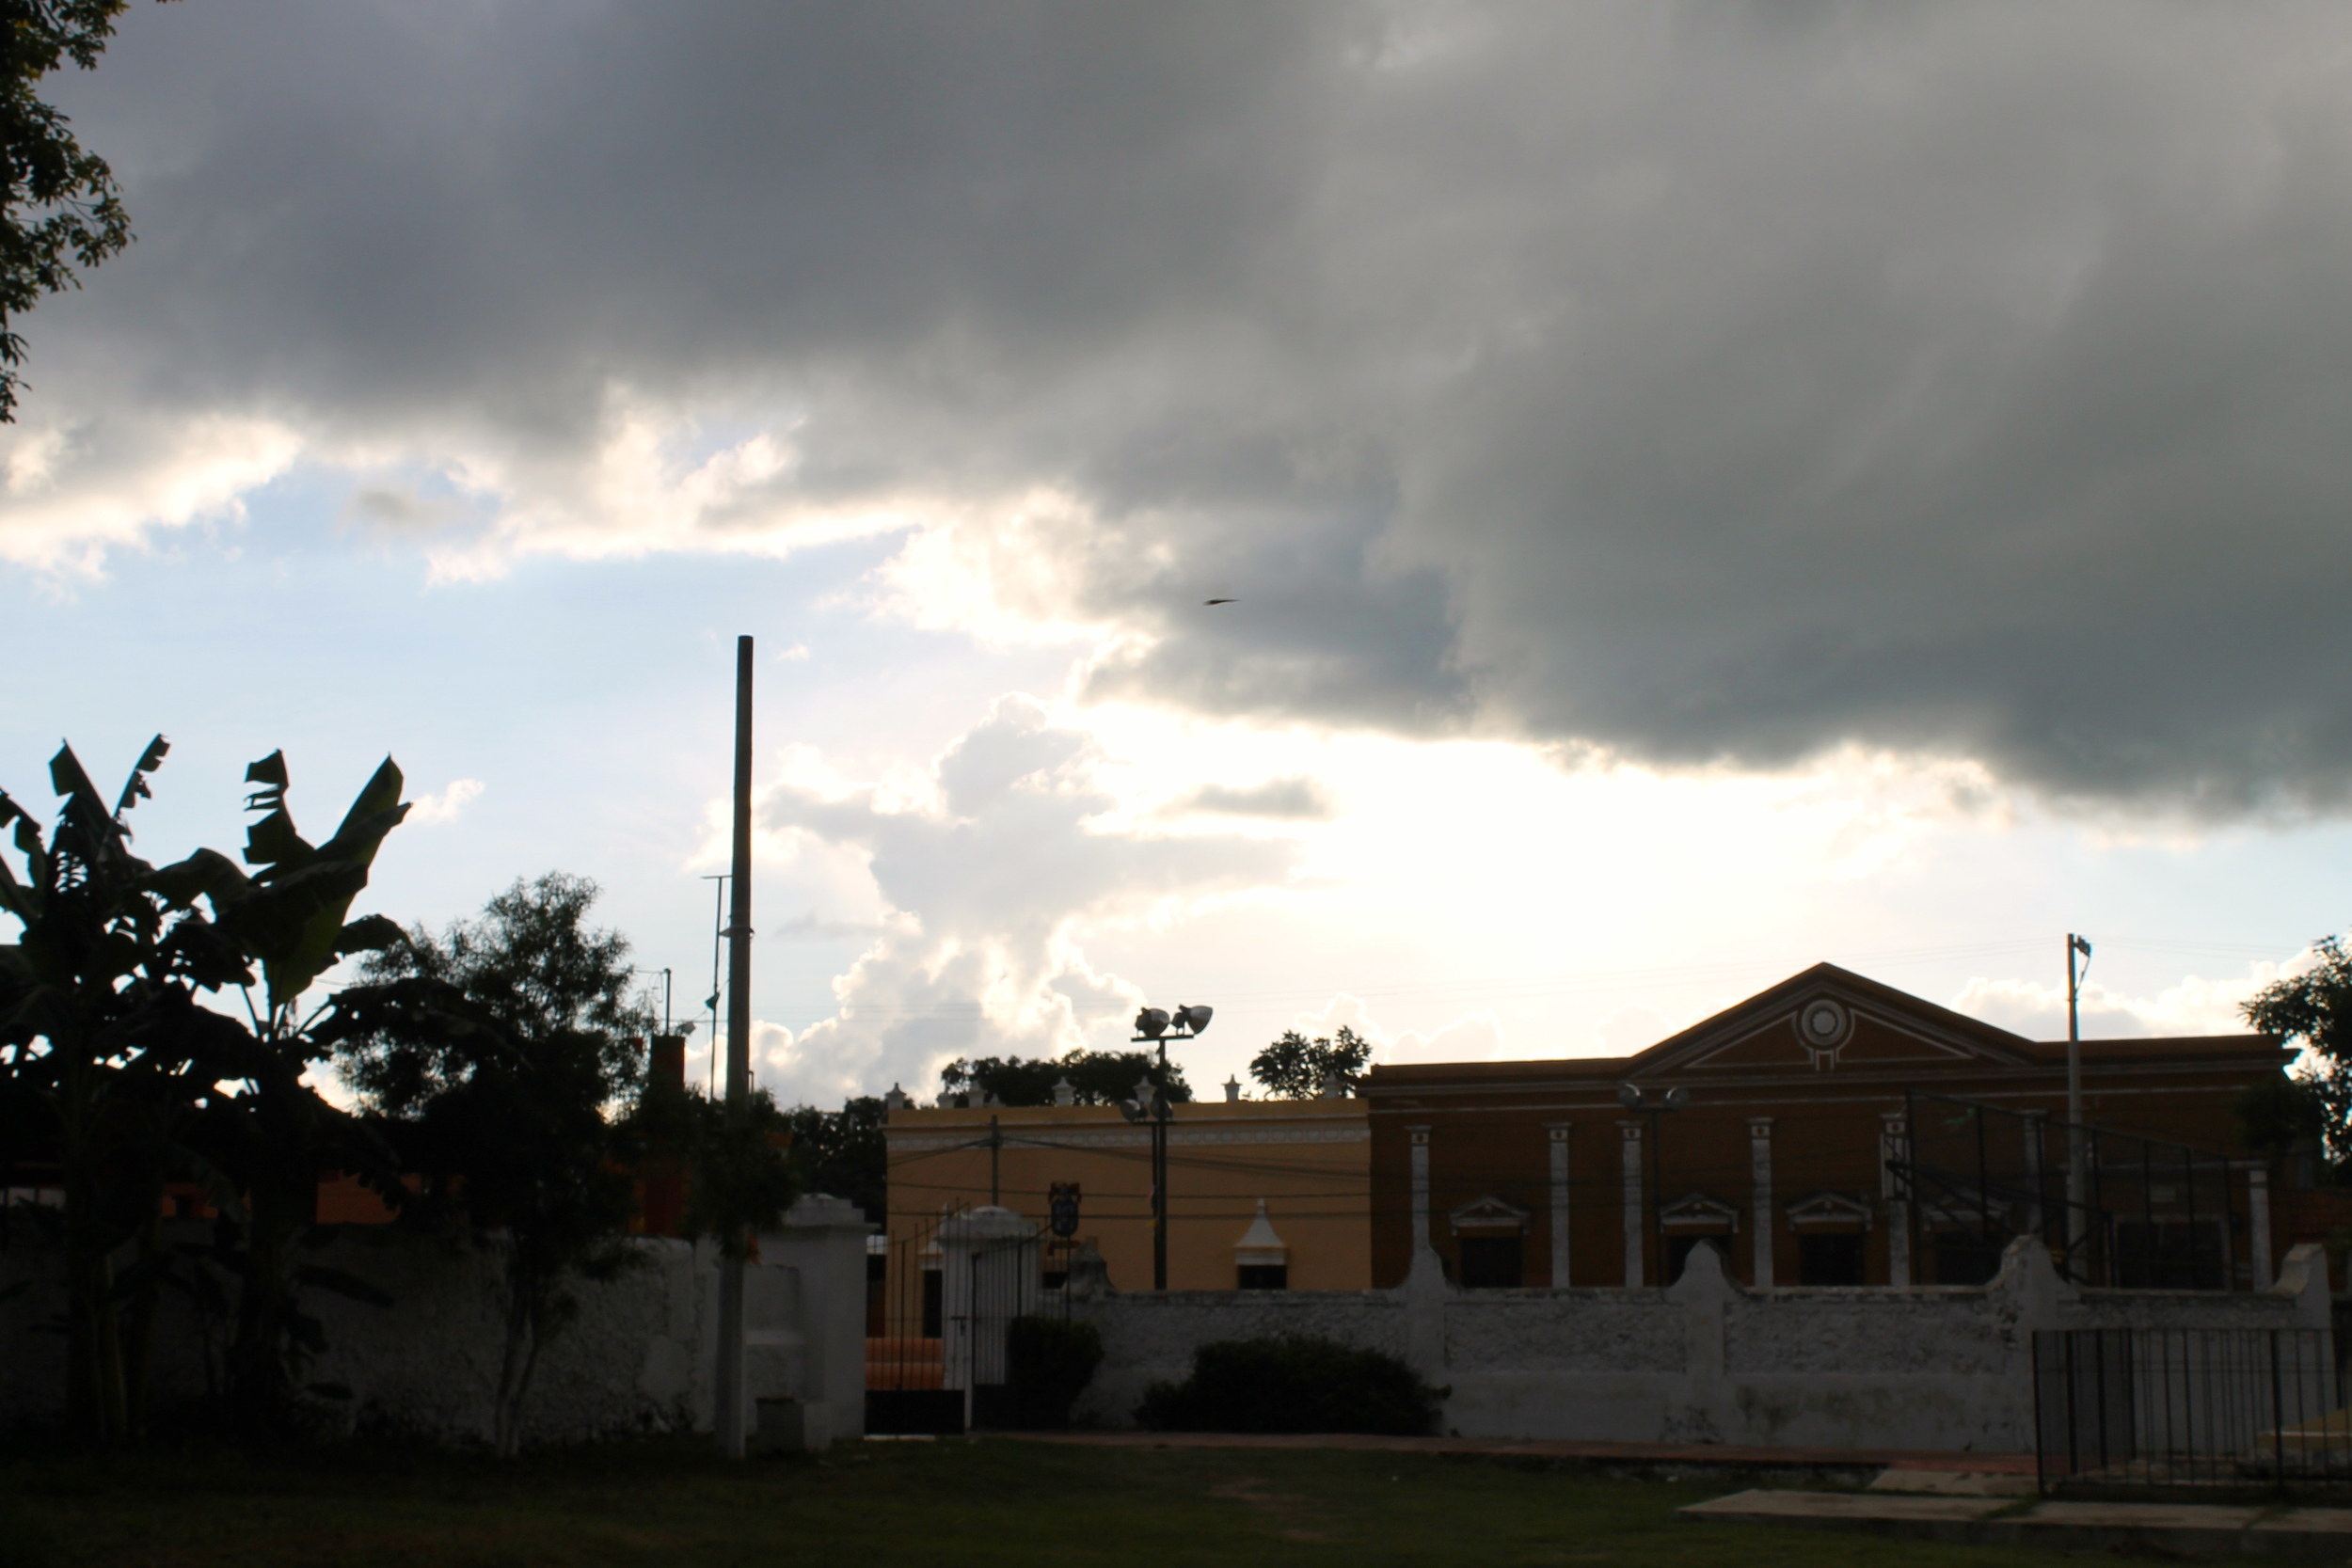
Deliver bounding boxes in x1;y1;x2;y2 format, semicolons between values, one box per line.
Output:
1408;1125;1432;1258
1546;1122;1571;1287
1748;1117;1775;1289
1881;1109;1911;1288
1620;1119;1645;1288
2022;1109;2047;1241
2247;1160;2274;1290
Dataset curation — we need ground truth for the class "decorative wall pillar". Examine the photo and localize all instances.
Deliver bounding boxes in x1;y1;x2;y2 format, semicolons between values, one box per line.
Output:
1747;1117;1775;1289
1620;1119;1645;1287
2246;1159;2274;1290
1407;1125;1432;1258
2021;1109;2047;1239
1546;1122;1571;1287
1880;1109;1911;1288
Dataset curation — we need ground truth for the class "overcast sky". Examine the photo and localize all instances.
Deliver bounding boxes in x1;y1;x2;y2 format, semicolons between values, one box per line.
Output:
6;1;2351;1105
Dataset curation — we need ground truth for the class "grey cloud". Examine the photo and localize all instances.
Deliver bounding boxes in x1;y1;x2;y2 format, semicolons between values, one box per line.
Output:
1177;776;1338;820
754;694;1300;1100
26;1;2352;807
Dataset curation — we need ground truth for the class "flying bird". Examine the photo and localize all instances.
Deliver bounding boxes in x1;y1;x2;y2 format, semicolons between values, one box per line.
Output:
1204;598;1238;605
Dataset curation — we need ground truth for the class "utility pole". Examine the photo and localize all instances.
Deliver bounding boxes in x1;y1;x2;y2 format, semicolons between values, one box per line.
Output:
714;636;755;1459
989;1114;1002;1207
2065;933;2091;1254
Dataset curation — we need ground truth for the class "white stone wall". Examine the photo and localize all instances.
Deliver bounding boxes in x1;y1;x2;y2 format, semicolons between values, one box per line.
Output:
0;1194;874;1449
1069;1237;2335;1451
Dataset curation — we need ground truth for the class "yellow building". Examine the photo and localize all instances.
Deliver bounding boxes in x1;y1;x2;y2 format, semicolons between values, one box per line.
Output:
883;1095;1371;1295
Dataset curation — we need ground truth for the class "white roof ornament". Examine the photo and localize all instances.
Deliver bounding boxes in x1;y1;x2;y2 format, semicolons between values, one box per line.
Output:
1053;1077;1075;1107
1234;1198;1288;1265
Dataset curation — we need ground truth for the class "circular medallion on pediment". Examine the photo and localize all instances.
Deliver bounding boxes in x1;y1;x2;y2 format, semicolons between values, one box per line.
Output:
1796;997;1853;1053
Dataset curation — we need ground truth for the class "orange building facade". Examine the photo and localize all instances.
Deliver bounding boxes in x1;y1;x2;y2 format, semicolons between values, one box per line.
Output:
882;1096;1372;1295
1361;964;2296;1292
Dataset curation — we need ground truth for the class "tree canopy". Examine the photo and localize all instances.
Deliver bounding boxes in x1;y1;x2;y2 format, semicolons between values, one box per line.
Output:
0;0;161;420
1249;1026;1372;1101
2242;935;2352;1171
334;872;654;1456
940;1048;1192;1108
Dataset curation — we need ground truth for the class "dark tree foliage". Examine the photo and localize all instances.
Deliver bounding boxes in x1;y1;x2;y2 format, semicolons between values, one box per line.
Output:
781;1095;886;1222
2;740;409;1444
0;0;164;420
618;1070;803;1261
1249;1026;1372;1101
1136;1335;1440;1435
332;873;653;1457
2242;935;2352;1172
939;1048;1192;1108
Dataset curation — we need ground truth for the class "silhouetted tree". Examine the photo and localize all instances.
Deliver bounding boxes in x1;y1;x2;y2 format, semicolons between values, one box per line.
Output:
1249;1026;1372;1101
332;873;653;1457
940;1049;1192;1108
2243;936;2352;1172
3;740;410;1442
782;1096;886;1222
0;0;169;420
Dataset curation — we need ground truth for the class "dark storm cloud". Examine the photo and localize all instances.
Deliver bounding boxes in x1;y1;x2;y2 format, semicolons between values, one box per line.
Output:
27;1;2352;808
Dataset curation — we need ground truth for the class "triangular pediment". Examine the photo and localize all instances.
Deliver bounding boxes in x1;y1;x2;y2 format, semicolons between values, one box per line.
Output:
1448;1195;1530;1234
1660;1193;1740;1232
1624;963;2034;1080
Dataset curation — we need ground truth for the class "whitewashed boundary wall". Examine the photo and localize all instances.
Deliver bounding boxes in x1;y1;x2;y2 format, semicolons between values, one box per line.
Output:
1068;1238;2333;1451
0;1193;872;1449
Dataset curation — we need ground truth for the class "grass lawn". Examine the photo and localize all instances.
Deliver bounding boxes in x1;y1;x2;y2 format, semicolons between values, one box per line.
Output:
0;1434;2078;1568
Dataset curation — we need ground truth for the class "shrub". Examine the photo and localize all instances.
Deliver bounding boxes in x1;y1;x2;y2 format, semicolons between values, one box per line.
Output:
1135;1335;1440;1435
1007;1314;1104;1430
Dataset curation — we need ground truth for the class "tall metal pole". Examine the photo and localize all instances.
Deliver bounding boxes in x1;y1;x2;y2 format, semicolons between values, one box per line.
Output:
714;635;755;1458
1153;1038;1169;1291
2065;934;2089;1253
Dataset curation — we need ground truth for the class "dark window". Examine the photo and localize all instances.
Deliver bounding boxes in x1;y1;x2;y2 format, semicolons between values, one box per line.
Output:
2114;1221;2225;1291
1458;1235;1524;1289
1932;1232;2001;1286
1236;1263;1289;1291
920;1268;944;1338
1665;1234;1725;1283
1798;1232;1866;1286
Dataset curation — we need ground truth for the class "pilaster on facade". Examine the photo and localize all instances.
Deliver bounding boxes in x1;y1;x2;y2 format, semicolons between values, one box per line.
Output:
1619;1119;1645;1288
1407;1125;1432;1259
1880;1108;1911;1288
1545;1122;1571;1287
2239;1158;2274;1290
1746;1116;1775;1289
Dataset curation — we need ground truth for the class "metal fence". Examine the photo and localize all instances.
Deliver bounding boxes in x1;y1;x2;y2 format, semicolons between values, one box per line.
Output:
1896;1093;2249;1290
864;1204;1070;1435
2035;1329;2349;1491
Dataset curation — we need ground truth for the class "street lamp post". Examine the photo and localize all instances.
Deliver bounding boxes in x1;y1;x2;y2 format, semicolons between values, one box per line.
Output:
1125;1004;1214;1291
1617;1084;1689;1285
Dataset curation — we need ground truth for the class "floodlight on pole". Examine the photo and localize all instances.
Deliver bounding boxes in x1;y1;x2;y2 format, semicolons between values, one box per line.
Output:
1128;999;1215;1291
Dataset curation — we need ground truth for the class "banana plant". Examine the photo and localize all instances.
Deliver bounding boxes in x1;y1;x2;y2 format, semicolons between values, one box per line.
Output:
148;750;411;1433
0;740;412;1443
0;738;218;1443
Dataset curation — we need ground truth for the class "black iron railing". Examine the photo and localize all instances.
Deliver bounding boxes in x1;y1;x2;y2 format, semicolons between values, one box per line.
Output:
1893;1093;2249;1290
2035;1328;2348;1491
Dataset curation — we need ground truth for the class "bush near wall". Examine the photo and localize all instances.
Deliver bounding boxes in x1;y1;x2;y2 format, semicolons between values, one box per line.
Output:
1135;1335;1440;1435
1008;1316;1104;1430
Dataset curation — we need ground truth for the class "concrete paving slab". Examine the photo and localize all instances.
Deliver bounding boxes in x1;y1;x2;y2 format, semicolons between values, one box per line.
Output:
1867;1469;2036;1497
2019;1500;2263;1531
1679;1490;2008;1524
2254;1506;2352;1535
